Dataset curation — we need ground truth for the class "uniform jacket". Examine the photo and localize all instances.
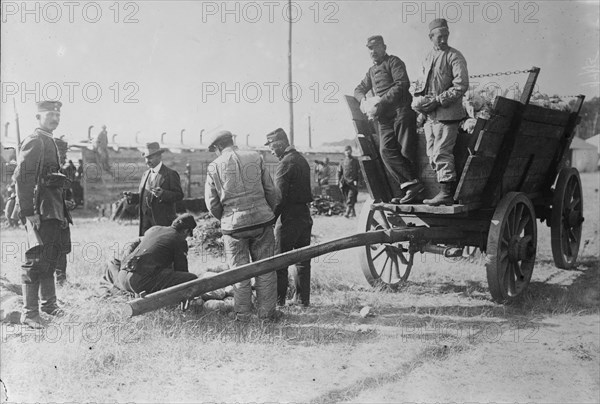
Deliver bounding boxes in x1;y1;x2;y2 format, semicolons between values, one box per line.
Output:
418;46;469;121
130;163;184;236
14;128;72;223
205;146;279;234
121;226;188;277
338;156;360;184
274;147;312;218
354;54;413;119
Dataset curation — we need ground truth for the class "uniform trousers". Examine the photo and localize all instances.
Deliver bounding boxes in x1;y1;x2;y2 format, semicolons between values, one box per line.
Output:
377;107;419;189
275;204;313;306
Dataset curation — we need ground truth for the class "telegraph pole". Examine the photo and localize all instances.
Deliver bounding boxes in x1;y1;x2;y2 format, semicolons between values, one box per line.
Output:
288;0;294;145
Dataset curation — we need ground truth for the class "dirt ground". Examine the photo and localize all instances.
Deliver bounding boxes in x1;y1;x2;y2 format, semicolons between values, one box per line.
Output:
1;173;598;403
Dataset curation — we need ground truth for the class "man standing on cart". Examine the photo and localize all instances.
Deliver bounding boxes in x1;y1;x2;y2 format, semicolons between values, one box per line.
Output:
415;18;469;206
355;35;424;204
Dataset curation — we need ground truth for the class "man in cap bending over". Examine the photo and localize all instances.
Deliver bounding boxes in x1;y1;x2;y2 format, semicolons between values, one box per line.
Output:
205;131;280;320
415;18;469;206
355;35;424;204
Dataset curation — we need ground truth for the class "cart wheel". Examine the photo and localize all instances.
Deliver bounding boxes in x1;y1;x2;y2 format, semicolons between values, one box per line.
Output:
551;168;583;269
486;192;537;302
358;200;413;289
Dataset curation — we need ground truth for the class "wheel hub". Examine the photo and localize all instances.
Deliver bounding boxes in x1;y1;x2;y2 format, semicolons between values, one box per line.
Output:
508;236;534;261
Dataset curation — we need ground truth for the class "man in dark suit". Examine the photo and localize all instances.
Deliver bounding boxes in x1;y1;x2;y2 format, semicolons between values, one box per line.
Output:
265;128;313;307
125;142;184;236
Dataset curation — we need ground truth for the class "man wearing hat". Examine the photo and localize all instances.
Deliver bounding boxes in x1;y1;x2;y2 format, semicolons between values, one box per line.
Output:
265;128;313;307
111;213;198;295
124;142;184;236
338;145;361;218
355;35;425;204
205;130;280;320
13;100;73;328
416;18;469;206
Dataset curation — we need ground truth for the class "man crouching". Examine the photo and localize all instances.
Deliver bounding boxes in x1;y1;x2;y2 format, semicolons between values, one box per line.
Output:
109;214;198;295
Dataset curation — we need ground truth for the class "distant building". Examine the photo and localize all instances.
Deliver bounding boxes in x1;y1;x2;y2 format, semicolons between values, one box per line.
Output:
569;137;598;172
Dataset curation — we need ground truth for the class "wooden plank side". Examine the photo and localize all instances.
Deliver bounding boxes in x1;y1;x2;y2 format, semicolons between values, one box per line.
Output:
344;95;367;121
455;155;496;203
359;160;392;202
522;103;571;126
518;120;567;140
353;119;377;137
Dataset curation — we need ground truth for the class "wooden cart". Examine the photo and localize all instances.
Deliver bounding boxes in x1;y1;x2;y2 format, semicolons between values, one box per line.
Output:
122;68;586;317
346;67;586;302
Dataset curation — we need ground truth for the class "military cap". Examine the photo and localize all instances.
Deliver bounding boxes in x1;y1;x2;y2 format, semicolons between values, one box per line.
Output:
264;128;289;146
366;35;385;48
429;18;449;32
208;130;234;152
37;100;62;113
141;142;166;157
171;213;197;231
344;145;353;152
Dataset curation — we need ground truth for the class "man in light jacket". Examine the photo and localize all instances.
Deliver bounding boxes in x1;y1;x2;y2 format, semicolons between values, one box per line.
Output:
416;18;469;205
205;131;280;320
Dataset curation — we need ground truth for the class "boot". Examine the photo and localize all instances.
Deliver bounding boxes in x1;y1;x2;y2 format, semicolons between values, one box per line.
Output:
398;182;425;204
424;182;455;206
21;283;45;329
55;254;67;286
40;276;63;316
344;206;351;218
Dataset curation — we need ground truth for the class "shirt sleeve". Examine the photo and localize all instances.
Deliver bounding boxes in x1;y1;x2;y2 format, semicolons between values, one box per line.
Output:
437;50;469;107
354;69;373;102
14;136;43;217
261;155;280;213
274;158;292;217
204;163;224;220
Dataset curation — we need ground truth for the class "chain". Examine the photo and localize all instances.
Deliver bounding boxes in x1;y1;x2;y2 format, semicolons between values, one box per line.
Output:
469;69;534;79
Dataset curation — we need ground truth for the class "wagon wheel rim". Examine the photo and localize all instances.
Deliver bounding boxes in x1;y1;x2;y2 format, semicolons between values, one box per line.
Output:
551;168;583;269
358;201;413;289
486;192;537;302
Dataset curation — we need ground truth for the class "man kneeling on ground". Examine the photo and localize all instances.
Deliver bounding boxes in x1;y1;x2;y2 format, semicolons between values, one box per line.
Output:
102;213;198;295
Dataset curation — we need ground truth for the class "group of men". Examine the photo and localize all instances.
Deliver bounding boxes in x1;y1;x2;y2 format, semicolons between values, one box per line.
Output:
355;18;469;206
12;17;466;328
14;98;313;326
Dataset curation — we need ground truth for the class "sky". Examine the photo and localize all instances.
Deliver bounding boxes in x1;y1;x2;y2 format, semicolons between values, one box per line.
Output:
1;0;599;149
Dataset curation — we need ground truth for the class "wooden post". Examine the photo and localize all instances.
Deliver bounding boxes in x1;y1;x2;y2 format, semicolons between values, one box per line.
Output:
82;150;88;210
519;67;540;105
287;0;294;145
87;125;94;141
121;226;465;317
185;163;192;198
180;129;185;145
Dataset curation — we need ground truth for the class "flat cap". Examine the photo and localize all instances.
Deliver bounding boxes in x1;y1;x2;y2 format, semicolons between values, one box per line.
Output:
208;130;234;152
264;128;289;146
344;145;353;152
37;100;62;113
366;35;385;48
171;213;197;231
429;18;448;32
